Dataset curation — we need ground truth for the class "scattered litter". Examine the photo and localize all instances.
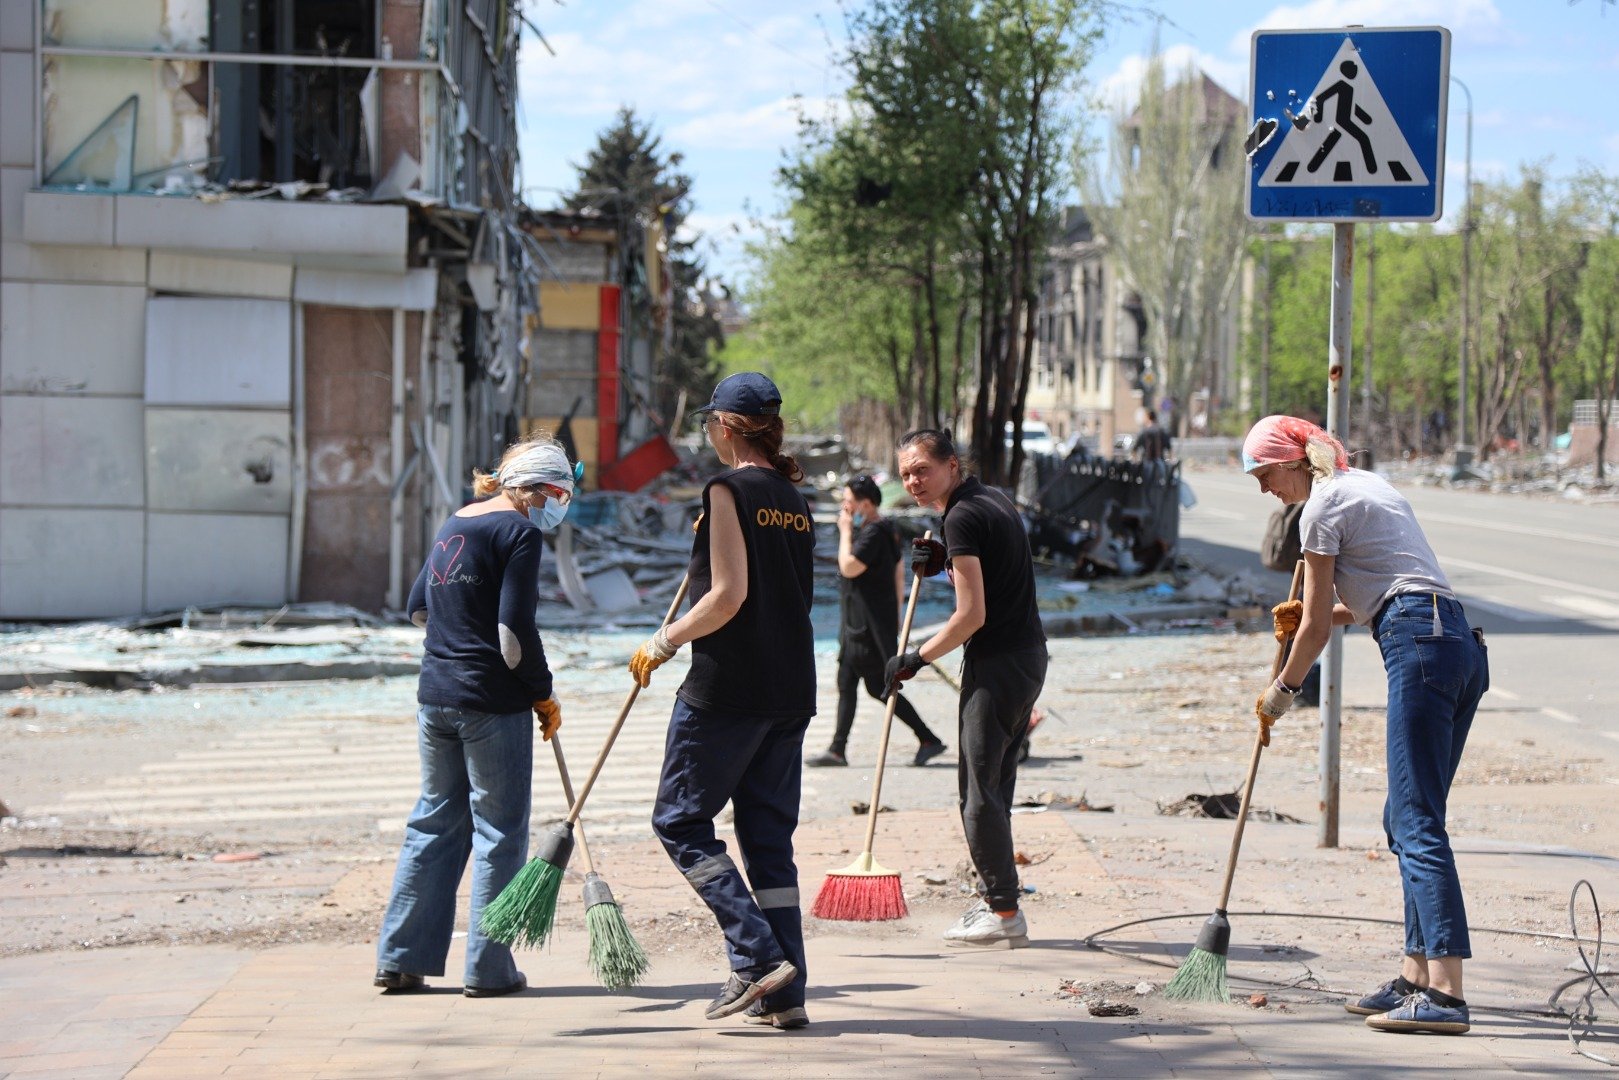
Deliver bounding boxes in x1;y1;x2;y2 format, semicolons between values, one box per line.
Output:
1013;850;1053;867
1156;791;1302;823
1055;977;1146;1016
5;705;37;718
1015;791;1115;814
212;852;263;863
914;871;950;886
1135;981;1156;996
849;802;893;816
1248;993;1269;1009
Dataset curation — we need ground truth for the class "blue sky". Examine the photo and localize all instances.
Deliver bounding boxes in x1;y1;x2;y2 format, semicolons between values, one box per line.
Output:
516;0;1619;284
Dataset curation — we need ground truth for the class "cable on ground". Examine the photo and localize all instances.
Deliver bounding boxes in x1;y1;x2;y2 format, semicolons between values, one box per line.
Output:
1083;880;1614;1065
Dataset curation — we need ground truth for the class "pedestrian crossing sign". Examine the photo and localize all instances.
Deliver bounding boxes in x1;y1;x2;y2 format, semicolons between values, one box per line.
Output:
1247;26;1449;222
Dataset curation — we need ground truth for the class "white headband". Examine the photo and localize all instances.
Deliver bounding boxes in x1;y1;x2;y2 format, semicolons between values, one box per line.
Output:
498;443;574;494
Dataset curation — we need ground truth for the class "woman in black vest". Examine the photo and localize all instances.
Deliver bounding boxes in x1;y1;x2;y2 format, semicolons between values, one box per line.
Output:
628;372;816;1030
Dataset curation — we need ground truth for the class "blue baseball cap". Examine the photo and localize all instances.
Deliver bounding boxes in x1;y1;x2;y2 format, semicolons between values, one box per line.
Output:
693;372;782;417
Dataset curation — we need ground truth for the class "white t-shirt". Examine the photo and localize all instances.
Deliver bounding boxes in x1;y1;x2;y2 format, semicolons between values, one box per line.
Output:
1299;469;1452;626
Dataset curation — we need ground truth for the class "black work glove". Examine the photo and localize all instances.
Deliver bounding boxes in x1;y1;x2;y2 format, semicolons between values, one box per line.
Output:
910;537;947;578
883;649;925;697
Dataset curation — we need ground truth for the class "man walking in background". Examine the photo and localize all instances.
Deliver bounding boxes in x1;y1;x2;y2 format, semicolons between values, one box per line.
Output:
808;475;946;769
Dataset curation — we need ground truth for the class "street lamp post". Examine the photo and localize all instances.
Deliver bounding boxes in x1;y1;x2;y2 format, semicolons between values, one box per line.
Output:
1450;76;1475;478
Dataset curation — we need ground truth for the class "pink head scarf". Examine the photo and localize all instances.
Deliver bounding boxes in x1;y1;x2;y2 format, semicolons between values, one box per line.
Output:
1241;415;1348;473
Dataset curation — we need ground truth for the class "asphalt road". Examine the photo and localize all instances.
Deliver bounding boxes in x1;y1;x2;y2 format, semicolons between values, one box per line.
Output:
1178;465;1619;746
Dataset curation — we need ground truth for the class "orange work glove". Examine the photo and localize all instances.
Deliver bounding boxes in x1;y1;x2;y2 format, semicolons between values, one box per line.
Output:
628;629;677;688
1271;599;1303;643
533;697;562;741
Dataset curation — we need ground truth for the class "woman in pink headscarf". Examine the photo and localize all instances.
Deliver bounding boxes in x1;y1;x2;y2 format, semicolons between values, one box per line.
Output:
1242;415;1489;1037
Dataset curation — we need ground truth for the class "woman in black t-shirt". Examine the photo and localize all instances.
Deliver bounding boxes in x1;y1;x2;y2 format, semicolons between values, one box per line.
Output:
887;429;1047;950
375;433;575;999
627;372;816;1029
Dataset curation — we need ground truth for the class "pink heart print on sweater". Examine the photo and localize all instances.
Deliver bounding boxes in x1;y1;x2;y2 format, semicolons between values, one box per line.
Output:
429;535;466;585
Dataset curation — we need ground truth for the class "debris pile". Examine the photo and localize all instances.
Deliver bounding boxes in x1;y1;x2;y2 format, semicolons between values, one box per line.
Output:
1157;791;1303;824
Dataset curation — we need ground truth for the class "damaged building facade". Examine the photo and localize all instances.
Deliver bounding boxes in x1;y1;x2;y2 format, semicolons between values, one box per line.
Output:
0;0;537;619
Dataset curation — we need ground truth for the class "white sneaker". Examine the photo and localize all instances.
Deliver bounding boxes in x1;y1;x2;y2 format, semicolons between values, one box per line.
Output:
942;902;1029;949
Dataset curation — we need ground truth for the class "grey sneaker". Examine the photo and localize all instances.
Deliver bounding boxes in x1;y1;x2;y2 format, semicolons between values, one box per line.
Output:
1346;979;1412;1016
1365;991;1470;1035
942;902;1029;949
743;1005;810;1030
705;960;797;1020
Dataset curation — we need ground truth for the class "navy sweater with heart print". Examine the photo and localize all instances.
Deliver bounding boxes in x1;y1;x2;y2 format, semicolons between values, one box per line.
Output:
406;508;553;713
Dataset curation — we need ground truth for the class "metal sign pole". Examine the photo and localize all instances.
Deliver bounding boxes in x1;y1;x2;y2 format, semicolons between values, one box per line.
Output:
1319;222;1354;849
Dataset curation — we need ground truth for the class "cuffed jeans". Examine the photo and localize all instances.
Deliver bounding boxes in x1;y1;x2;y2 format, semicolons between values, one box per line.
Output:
958;644;1048;911
376;703;531;989
652;699;809;1012
1374;593;1489;960
830;638;939;755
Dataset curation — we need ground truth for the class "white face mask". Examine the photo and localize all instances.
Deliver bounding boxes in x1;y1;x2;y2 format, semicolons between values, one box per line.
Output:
529;498;568;532
851;512;866;528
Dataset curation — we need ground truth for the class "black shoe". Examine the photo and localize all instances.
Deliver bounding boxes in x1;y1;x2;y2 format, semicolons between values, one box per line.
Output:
705;960;797;1020
806;749;847;767
464;974;527;998
374;969;425;992
912;741;947;766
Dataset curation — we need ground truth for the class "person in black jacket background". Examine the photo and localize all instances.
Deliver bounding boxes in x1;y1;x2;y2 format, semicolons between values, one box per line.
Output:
807;474;945;768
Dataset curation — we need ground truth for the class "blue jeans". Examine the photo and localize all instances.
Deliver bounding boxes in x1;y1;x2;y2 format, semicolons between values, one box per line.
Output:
377;703;532;988
1374;593;1489;960
652;699;809;1011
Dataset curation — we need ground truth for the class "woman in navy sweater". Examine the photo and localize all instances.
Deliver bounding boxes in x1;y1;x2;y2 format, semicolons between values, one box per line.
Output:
374;433;575;998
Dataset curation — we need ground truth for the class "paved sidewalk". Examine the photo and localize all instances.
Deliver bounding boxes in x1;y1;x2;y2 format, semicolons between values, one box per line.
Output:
3;805;1609;1078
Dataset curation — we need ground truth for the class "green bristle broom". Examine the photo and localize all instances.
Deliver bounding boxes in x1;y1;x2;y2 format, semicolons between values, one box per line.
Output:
1164;560;1304;1003
482;576;689;950
550;734;648;990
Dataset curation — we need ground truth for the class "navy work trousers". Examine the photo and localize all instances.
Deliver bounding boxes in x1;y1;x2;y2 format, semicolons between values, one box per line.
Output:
652;698;809;1011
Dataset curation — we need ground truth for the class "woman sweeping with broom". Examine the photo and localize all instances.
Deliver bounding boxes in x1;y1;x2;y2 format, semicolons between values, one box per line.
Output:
374;433;576;998
628;372;816;1030
1243;415;1488;1035
887;429;1047;948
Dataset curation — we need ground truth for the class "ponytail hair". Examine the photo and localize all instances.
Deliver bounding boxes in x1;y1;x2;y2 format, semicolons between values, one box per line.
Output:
471;429;566;499
712;411;804;482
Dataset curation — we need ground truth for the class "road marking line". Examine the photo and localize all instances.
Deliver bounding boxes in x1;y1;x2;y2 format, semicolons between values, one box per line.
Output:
1443;557;1619;604
1417;511;1619;550
1550;596;1619;620
1490;686;1520;701
1540;708;1581;725
1459;597;1561;624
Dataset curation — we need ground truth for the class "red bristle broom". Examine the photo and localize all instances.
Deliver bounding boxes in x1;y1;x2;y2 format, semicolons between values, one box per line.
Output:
811;530;932;921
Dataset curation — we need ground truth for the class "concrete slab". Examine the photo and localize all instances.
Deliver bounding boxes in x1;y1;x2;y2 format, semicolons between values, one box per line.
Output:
114;197;409;273
0;506;145;617
144;511;290;612
0;393;146;505
0;281;147;395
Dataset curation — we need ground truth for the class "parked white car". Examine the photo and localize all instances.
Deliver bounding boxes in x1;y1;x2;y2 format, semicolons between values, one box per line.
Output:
1005;420;1059;457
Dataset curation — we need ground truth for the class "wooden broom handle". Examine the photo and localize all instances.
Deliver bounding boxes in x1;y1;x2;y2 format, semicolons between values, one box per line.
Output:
566;575;690;826
1216;559;1306;911
550;735;594;874
860;530;931;856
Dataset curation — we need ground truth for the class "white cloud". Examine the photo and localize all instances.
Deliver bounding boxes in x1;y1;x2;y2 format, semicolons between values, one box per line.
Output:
669;95;844;151
1093;44;1248;112
1231;0;1508;53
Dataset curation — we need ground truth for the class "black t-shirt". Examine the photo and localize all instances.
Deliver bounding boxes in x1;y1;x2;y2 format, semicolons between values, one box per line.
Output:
407;509;552;714
840;518;901;654
678;466;817;718
942;476;1046;659
1136;423;1171;461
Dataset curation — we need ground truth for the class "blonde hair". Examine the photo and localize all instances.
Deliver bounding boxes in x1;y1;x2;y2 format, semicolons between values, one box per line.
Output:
472;430;563;499
1303;437;1342;483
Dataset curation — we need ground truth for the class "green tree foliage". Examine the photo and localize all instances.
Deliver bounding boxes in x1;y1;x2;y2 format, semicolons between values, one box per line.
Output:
566;107;723;420
748;0;1101;483
1470;166;1585;458
1574;168;1619;479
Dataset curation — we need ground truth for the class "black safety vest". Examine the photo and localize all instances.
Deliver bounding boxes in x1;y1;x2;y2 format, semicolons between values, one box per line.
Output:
677;466;817;719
